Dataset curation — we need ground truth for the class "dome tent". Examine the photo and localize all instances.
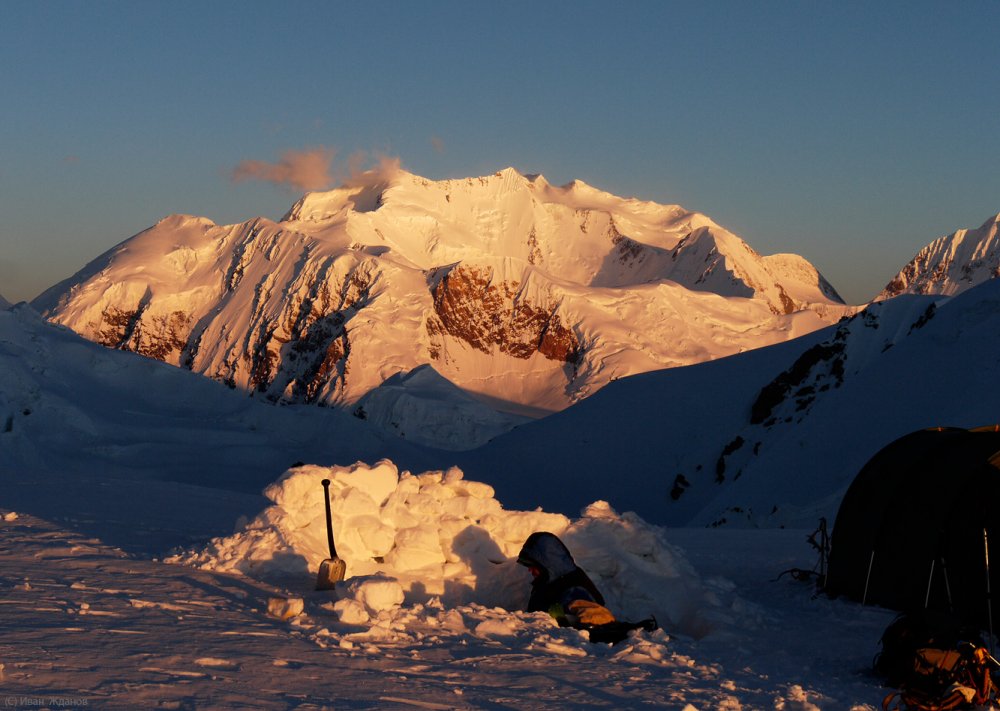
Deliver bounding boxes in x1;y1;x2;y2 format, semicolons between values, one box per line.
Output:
826;426;1000;629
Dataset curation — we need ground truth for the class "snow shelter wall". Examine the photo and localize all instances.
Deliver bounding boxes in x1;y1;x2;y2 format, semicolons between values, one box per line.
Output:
827;426;1000;629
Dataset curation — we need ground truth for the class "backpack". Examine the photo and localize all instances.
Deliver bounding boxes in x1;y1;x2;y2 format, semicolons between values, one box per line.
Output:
881;644;998;711
874;611;981;687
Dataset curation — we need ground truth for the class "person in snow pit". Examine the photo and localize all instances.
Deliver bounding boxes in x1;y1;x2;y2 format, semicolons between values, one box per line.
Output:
517;531;656;643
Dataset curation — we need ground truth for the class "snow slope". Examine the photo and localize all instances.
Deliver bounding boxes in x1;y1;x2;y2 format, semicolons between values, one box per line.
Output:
0;284;928;709
35;167;850;449
879;211;1000;299
458;278;1000;529
0;466;892;710
0;303;438;527
12;263;1000;535
10;196;1000;709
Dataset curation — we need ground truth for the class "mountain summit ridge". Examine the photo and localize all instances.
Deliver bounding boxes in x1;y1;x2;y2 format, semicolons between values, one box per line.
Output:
35;167;850;448
879;212;1000;300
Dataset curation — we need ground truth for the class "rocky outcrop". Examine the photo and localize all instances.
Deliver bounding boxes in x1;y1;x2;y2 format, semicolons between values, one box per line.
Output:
431;264;579;363
227;260;380;401
749;340;846;426
93;300;193;363
879;213;1000;300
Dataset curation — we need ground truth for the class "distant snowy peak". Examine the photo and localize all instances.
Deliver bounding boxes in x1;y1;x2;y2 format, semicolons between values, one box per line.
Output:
37;166;850;449
666;227;844;313
879;212;1000;300
0;294;11;310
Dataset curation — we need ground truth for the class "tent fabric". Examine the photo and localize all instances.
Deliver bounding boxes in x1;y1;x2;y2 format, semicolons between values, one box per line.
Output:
826;426;1000;629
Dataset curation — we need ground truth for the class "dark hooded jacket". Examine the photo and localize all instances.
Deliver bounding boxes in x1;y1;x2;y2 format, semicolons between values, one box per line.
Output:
517;532;605;615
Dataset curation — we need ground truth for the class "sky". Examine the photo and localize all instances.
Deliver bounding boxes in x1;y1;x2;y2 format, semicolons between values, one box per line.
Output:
1;1;999;305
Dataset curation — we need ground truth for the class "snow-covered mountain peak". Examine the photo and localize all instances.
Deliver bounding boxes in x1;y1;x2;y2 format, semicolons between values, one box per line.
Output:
558;177;617;201
878;211;1000;300
37;166;851;448
494;165;530;189
522;172;549;188
283;166;537;225
283;180;394;223
156;214;218;230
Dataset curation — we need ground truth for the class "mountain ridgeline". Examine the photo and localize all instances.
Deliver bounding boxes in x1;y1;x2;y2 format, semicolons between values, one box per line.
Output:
13;177;1000;527
34;168;850;449
455;277;1000;528
879;213;1000;300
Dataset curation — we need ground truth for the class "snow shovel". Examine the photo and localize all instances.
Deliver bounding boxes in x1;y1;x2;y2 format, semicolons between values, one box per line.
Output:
316;478;346;590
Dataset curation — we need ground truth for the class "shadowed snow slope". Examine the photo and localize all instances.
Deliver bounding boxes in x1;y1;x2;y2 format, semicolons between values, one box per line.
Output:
34;167;849;449
0;316;893;706
457;278;1000;528
1;282;950;709
0;304;437;519
10;278;1000;536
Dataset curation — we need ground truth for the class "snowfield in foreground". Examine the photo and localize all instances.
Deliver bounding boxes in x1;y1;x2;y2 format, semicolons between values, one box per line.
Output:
2;461;894;709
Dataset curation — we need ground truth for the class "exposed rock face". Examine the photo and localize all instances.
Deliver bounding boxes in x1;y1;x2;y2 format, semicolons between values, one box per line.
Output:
879;213;1000;300
220;258;381;402
74;226;384;406
749;340;846;426
93;297;193;363
431;264;579;363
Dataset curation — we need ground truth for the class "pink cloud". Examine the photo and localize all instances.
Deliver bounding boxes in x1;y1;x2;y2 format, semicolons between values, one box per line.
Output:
348;153;402;184
232;147;404;193
231;147;336;191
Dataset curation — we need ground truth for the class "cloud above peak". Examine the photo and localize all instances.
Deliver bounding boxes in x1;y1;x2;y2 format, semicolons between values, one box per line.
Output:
344;153;402;186
231;147;336;191
231;148;403;192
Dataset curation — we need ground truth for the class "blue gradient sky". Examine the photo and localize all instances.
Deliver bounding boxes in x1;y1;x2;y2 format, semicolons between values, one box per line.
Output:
2;1;998;304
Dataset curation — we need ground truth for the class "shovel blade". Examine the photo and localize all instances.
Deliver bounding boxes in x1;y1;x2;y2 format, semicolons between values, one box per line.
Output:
316;557;347;590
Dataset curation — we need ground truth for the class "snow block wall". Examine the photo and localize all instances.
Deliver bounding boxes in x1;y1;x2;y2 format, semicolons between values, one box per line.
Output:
173;460;735;638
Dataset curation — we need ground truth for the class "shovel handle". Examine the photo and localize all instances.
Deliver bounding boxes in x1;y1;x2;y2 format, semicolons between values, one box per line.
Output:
321;479;337;559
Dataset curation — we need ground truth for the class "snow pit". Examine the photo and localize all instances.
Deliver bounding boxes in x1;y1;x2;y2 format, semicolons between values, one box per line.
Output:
173;459;741;642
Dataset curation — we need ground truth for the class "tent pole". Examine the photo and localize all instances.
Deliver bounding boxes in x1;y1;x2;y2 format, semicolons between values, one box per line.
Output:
924;559;936;609
985;529;995;656
819;518;829;586
941;557;953;611
862;550;875;607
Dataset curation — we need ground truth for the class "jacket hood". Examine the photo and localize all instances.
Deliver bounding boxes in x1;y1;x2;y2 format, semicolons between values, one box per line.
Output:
517;532;578;580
